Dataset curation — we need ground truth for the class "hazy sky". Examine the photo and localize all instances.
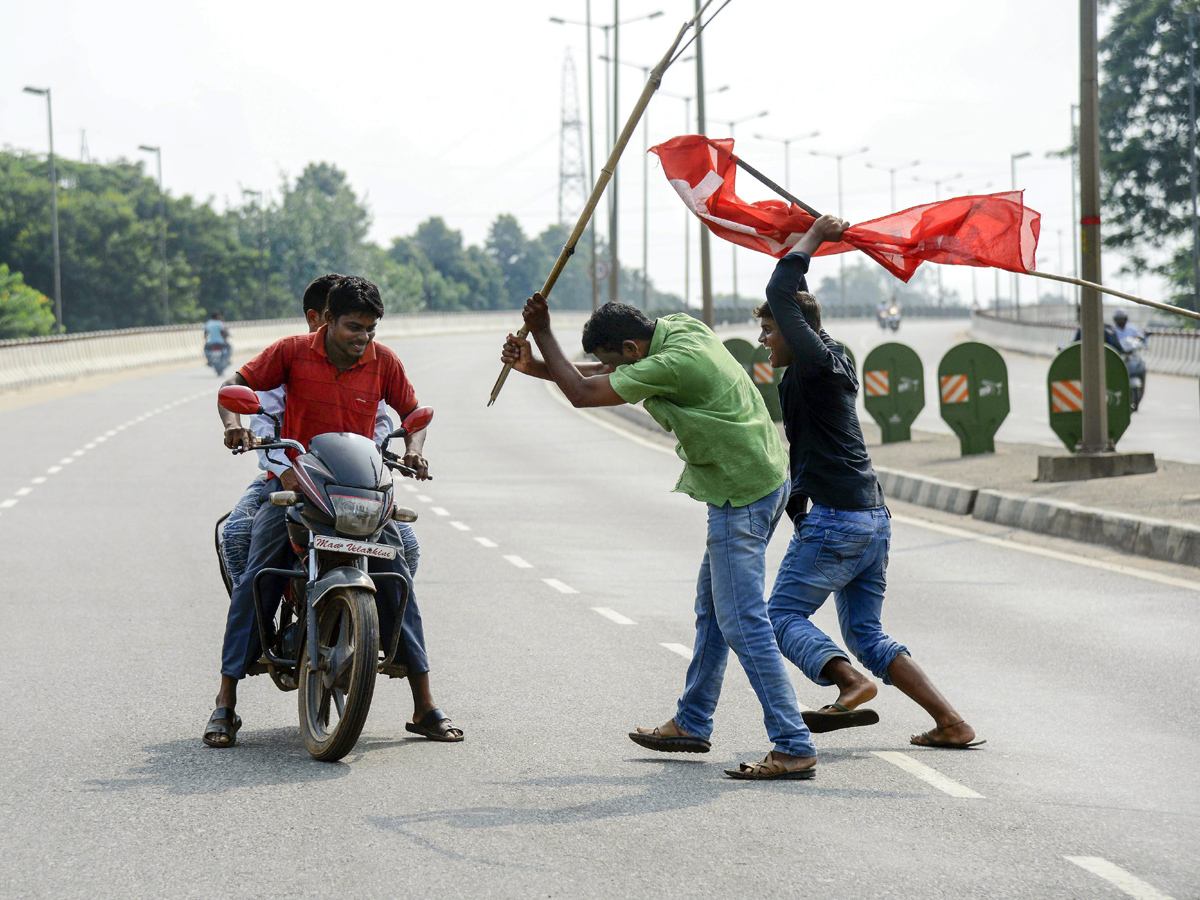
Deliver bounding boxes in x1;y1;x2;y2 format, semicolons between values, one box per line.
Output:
4;0;1156;309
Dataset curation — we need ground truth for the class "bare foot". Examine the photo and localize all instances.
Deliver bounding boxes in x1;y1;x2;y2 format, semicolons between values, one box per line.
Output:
835;675;878;711
635;717;696;739
910;720;977;747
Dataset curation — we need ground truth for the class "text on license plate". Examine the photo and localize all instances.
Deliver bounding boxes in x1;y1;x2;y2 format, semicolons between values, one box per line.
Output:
312;535;397;560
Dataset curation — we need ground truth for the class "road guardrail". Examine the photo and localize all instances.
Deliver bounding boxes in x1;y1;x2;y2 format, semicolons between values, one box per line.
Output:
0;310;589;393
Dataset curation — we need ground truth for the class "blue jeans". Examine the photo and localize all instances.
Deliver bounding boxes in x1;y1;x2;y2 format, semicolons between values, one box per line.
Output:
219;492;427;680
768;505;908;685
675;482;815;758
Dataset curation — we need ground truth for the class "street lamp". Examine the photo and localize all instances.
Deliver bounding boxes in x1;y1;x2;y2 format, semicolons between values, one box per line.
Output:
713;110;768;307
864;159;920;211
23;86;62;333
551;8;663;305
913;171;963;307
660;84;728;308
138;144;169;325
753;131;820;192
811;146;870;306
1010;151;1031;317
242;189;267;320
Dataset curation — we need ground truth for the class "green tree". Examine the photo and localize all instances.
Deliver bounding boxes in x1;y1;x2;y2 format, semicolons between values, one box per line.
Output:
413;217;503;310
0;264;55;338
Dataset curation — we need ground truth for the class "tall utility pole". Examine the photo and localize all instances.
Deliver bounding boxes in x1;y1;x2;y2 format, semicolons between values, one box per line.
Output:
610;0;620;304
913;171;963;307
714;111;768;307
1070;103;1081;313
242;189;267;319
1189;13;1199;313
23;86;62;333
139;145;169;325
558;50;589;226
1010;150;1032;318
811;146;869;306
1079;0;1109;453
694;0;713;327
754;131;820;192
865;159;920;211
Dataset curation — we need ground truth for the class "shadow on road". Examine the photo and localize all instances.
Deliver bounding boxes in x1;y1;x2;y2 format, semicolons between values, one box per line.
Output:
83;727;351;795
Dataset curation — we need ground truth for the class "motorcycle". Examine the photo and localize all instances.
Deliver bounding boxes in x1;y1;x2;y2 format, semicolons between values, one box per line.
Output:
214;384;430;761
886;304;901;332
876;307;889;330
1123;334;1147;412
205;342;232;377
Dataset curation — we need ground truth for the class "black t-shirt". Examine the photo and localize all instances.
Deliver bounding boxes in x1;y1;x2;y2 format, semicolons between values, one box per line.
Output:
766;251;884;511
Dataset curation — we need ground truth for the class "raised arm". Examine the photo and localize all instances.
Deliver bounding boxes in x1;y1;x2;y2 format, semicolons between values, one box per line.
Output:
501;333;611;380
767;215;848;377
520;293;625;408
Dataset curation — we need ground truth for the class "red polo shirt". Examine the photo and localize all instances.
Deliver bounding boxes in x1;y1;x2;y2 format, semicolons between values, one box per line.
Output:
238;326;417;455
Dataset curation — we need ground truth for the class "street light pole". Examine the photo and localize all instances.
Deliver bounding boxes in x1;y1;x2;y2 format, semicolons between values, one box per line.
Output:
1070;103;1081;313
1189;13;1199;313
714;111;767;308
1010;150;1032;318
139;144;169;325
23;87;62;333
694;0;714;327
754;131;820;192
811;146;869;306
611;0;620;305
913;171;963;307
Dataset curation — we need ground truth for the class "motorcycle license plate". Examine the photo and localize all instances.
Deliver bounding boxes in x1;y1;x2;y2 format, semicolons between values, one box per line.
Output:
312;535;397;560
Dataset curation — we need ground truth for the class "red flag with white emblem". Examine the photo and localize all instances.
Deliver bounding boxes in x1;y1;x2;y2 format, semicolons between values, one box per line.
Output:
649;135;1041;282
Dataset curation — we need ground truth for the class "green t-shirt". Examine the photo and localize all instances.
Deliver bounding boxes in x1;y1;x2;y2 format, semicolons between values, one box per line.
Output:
607;313;788;508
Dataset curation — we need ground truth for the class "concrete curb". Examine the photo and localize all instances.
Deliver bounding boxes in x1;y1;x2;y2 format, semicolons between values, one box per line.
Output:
875;467;978;516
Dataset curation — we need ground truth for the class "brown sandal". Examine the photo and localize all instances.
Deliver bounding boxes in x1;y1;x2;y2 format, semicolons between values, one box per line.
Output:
725;752;816;780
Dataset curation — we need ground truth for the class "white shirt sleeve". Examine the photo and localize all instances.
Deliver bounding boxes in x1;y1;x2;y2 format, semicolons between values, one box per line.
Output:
374;400;395;449
252;386;290;478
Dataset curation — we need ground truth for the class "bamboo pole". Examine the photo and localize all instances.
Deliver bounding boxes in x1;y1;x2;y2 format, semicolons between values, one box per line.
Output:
734;155;1200;325
487;3;712;407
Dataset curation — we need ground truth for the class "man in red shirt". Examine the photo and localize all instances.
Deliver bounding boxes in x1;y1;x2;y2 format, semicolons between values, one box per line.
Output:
204;277;463;747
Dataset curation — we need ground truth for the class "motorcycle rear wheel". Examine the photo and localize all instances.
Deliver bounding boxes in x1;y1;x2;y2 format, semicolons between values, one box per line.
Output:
298;587;379;762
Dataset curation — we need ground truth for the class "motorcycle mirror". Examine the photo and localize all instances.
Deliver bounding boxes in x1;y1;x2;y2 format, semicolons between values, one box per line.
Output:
218;385;262;416
399;405;434;437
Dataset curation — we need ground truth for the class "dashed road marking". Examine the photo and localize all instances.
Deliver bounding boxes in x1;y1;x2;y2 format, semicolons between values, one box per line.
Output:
59;458;74;465
475;537;498;548
660;642;692;659
0;499;17;509
431;506;449;516
72;450;85;457
416;494;432;503
15;487;32;497
542;578;578;594
449;521;471;531
46;466;62;474
1064;857;1176;900
871;751;984;799
30;477;46;485
503;554;532;569
401;484;418;493
592;607;635;625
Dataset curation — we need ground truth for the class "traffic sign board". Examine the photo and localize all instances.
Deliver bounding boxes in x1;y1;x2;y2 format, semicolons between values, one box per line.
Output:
589;260;611;280
1046;342;1130;451
862;342;924;443
937;341;1010;455
723;337;782;422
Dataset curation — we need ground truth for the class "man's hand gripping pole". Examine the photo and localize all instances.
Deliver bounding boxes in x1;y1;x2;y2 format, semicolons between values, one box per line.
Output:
487;2;713;406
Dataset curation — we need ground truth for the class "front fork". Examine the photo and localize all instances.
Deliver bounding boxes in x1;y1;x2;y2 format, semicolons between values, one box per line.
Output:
305;539;323;672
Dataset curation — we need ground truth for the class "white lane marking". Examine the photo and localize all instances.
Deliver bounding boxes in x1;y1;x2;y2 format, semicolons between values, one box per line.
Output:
892;513;1200;593
59;458;74;465
30;477;46;485
544;381;676;454
416;494;432;503
660;642;692;659
46;466;62;474
0;499;17;509
543;578;579;594
871;751;984;799
431;506;449;517
15;487;32;497
105;430;117;437
1064;857;1176;900
449;521;471;531
475;537;498;548
72;450;85;457
503;554;533;569
402;484;418;493
592;606;635;624
83;442;96;450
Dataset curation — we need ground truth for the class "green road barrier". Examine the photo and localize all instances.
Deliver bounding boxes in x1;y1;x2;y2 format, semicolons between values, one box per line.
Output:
1046;342;1130;451
862;342;924;443
723;337;782;422
937;342;1010;456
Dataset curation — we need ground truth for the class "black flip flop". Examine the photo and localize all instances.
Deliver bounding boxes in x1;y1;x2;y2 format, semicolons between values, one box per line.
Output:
724;760;817;780
406;707;464;742
203;706;241;748
910;731;986;749
627;729;711;753
802;703;880;734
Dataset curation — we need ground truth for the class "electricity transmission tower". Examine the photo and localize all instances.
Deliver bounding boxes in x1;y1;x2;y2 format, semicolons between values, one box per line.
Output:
558;50;588;225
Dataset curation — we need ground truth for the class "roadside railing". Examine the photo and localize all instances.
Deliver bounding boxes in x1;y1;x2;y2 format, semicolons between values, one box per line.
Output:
970;309;1200;377
0;309;590;393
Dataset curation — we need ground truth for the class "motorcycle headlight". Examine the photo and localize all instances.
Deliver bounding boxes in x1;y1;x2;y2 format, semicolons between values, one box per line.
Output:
329;492;385;537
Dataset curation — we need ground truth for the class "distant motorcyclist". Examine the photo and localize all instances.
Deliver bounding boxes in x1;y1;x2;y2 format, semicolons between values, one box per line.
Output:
203;312;231;375
1071;322;1125;354
1112;310;1145;351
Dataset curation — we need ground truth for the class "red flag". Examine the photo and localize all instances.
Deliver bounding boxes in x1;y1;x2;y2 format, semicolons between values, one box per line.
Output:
649;135;1040;282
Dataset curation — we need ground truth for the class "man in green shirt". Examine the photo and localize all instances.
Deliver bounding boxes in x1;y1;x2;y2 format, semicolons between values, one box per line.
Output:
501;294;817;780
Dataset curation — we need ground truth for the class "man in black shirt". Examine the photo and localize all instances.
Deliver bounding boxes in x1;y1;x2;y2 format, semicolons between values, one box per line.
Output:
757;214;982;749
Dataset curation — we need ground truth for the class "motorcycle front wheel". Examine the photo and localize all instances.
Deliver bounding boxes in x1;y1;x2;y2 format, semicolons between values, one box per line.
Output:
298;586;379;762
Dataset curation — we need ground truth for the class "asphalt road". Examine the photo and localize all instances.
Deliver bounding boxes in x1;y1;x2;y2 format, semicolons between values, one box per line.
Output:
726;317;1200;464
1;328;1198;899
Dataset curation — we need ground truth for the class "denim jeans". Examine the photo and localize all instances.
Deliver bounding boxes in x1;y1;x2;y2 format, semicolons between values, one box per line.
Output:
768;504;908;685
221;474;268;587
675;481;815;758
219;496;427;680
